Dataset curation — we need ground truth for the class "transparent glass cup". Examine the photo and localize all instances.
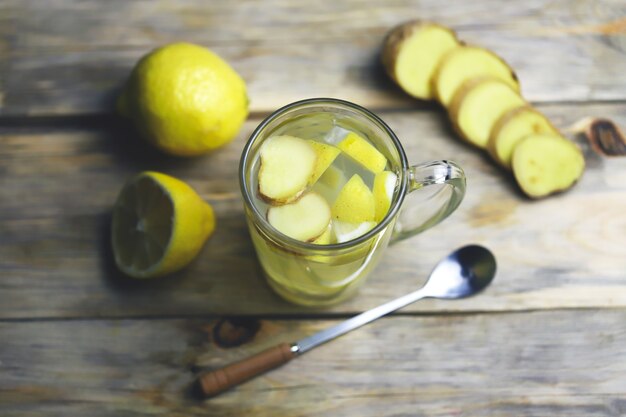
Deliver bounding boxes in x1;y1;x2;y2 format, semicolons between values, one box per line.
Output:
240;98;465;307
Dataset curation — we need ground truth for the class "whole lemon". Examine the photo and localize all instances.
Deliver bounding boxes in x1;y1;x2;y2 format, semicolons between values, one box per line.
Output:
118;43;248;156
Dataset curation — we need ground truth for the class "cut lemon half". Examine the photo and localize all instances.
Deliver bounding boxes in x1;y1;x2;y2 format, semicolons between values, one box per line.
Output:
111;171;215;278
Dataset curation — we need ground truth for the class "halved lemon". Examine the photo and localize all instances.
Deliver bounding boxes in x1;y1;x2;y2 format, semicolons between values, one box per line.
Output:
111;171;215;278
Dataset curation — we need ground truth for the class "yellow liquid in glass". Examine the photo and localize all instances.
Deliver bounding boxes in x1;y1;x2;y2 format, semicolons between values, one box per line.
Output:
247;113;397;306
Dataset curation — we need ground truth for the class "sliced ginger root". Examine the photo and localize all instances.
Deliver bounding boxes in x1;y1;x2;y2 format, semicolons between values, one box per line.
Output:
258;135;317;204
488;106;559;169
312;225;333;245
512;133;585;198
381;21;586;200
433;45;519;107
449;76;526;149
382;21;460;100
332;174;376;223
267;192;331;242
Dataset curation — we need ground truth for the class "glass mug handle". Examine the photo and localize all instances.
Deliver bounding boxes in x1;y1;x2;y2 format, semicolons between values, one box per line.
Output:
391;160;466;242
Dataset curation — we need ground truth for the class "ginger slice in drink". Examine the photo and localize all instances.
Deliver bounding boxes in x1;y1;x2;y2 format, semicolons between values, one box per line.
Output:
258;135;317;205
311;225;333;245
267;192;331;241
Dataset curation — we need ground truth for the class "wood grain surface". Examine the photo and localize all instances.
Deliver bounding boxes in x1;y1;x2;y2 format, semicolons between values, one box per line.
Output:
2;1;625;415
1;311;625;416
1;103;624;319
0;0;625;116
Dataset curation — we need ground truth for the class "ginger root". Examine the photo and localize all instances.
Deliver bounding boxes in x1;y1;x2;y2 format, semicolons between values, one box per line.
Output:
449;76;525;149
267;192;331;241
258;135;316;204
382;21;459;100
433;45;519;107
512;134;585;198
488;106;558;169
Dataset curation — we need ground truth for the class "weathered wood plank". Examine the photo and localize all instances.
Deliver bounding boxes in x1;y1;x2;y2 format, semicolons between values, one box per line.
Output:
1;0;625;115
0;103;624;318
1;311;625;416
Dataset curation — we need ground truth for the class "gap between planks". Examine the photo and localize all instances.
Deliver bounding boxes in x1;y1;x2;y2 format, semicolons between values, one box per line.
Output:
1;98;626;129
1;305;625;324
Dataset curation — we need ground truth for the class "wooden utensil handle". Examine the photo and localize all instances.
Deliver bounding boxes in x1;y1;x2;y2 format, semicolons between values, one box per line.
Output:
198;342;296;397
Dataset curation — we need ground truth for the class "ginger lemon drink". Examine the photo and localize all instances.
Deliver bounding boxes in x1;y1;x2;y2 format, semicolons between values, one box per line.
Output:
247;112;399;306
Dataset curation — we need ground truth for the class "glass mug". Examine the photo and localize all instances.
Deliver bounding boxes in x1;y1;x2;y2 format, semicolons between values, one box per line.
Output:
240;98;465;306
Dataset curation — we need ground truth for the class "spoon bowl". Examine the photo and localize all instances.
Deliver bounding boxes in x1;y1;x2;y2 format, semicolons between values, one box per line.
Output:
422;245;497;299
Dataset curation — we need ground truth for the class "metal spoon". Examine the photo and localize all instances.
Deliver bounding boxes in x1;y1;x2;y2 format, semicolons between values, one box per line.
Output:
198;244;496;397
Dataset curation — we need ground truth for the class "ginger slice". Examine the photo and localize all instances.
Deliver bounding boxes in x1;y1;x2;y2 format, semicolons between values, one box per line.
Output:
307;140;341;185
258;135;317;204
332;174;376;223
312;225;333;245
449;76;526;149
373;171;398;222
512;133;585;198
381;21;459;100
267;192;331;241
337;132;387;173
433;45;519;107
333;221;377;244
488;106;558;169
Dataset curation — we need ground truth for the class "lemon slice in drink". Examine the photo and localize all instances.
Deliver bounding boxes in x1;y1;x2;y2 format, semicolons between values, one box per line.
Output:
111;171;215;278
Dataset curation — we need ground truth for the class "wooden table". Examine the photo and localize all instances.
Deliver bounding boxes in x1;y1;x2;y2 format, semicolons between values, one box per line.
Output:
1;1;625;415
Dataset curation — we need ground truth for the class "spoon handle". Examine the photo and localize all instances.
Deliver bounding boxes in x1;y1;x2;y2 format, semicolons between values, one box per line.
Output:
295;288;429;354
196;288;428;397
198;342;296;397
